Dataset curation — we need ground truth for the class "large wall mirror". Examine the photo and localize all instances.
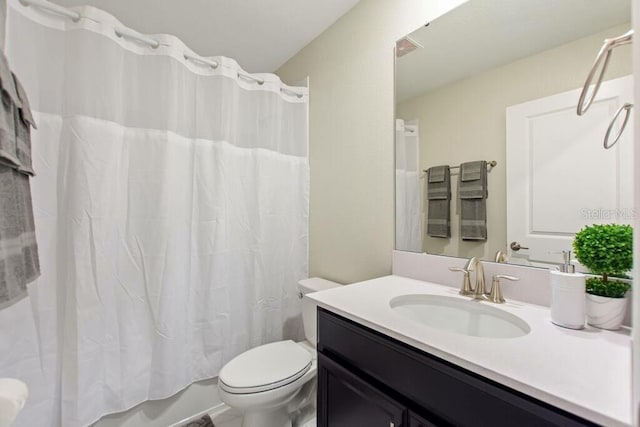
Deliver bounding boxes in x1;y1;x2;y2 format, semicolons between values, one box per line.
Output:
394;0;633;269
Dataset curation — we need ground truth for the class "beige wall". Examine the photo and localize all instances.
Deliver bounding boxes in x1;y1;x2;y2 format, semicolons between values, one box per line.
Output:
277;0;467;284
397;23;632;261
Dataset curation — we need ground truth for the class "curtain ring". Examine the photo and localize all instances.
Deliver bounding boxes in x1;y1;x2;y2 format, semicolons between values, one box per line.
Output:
603;103;633;149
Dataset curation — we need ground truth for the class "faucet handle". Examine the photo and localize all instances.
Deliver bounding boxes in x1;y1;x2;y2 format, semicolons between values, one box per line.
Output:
489;274;520;304
449;267;474;296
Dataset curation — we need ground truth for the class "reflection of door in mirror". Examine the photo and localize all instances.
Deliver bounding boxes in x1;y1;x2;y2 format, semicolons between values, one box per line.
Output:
507;76;633;268
395;119;421;252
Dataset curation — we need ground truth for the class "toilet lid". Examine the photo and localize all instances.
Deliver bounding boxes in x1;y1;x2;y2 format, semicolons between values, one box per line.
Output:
219;340;312;394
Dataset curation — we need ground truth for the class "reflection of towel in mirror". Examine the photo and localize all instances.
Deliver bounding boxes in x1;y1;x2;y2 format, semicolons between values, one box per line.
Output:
425;165;450;238
0;49;40;310
459;161;487;241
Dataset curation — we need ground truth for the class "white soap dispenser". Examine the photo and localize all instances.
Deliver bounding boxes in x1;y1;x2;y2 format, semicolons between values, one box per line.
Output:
550;251;586;329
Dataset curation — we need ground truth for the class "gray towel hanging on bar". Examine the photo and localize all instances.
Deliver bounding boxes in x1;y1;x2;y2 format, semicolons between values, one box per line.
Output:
425;165;451;238
0;49;40;310
459;160;488;241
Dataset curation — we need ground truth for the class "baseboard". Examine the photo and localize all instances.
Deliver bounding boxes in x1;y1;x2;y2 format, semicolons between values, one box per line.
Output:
169;402;231;427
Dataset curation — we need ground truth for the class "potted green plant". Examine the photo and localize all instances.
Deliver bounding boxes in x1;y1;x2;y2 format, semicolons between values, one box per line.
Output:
573;224;632;330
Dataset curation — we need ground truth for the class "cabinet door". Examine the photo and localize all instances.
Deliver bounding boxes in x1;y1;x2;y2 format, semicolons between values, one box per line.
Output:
318;353;406;427
409;412;439;427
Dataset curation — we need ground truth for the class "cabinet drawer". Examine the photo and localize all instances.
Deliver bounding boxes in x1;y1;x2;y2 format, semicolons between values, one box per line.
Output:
317;307;596;427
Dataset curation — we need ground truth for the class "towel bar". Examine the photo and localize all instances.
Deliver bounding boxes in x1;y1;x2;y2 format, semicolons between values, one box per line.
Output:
422;160;496;175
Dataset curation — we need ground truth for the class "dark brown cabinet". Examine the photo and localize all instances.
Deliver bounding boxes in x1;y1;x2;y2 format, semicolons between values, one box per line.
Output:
408;412;439;427
317;307;598;427
318;353;405;427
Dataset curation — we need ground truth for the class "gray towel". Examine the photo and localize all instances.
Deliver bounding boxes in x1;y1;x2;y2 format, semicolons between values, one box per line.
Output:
425;165;450;238
459;161;487;240
0;53;20;170
0;51;20;108
0;49;40;310
0;165;39;309
12;73;36;176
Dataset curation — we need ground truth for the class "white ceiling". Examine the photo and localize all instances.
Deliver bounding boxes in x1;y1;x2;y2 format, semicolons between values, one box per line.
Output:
52;0;360;72
396;0;630;102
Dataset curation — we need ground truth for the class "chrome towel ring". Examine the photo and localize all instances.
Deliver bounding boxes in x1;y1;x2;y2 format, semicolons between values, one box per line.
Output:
603;103;633;150
577;30;633;116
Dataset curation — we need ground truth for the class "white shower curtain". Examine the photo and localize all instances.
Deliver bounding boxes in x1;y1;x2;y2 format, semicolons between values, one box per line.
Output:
0;1;309;426
395;119;421;252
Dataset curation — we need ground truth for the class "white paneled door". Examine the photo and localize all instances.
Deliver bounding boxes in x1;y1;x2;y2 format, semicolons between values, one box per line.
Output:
506;75;633;266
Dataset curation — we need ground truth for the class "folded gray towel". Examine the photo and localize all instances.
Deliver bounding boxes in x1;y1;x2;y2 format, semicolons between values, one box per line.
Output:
426;165;449;199
12;73;36;176
0;49;40;310
12;74;36;130
425;165;450;238
428;165;446;183
0;52;20;108
0;51;36;174
459;161;488;240
459;160;487;199
0;75;20;170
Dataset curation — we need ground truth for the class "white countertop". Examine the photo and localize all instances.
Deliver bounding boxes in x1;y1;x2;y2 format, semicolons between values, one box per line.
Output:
307;275;632;427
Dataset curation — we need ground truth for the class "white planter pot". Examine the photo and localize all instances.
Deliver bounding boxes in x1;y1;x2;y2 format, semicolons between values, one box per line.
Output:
585;294;628;330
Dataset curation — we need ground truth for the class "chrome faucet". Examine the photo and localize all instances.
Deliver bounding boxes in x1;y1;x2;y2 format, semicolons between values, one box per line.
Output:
465;257;487;300
450;257;519;303
494;250;508;263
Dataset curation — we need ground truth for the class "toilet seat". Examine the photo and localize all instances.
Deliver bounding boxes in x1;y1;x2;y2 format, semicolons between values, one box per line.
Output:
219;340;312;394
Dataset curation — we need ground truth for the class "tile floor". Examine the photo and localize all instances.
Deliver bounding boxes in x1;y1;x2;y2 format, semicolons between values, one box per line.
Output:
210;407;316;427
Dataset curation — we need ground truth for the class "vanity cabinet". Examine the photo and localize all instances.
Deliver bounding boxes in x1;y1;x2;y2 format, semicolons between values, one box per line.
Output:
318;353;406;427
317;307;597;427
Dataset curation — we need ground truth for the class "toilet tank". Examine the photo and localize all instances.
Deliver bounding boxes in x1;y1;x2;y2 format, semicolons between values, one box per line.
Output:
298;277;341;348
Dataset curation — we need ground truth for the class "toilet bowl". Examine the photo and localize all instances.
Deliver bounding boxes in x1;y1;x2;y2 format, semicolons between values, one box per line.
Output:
218;278;341;427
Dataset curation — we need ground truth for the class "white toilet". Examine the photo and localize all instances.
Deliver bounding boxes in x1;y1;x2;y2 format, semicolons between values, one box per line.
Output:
218;277;341;427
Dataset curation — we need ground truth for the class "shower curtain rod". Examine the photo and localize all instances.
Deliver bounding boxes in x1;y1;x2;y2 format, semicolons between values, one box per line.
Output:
281;87;304;99
114;26;160;49
18;0;305;98
184;53;220;70
238;71;265;85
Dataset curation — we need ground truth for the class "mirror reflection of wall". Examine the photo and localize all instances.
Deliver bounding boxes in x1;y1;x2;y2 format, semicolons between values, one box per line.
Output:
395;0;632;267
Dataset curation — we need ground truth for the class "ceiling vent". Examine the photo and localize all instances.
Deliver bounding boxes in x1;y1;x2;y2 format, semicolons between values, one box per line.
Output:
396;36;422;57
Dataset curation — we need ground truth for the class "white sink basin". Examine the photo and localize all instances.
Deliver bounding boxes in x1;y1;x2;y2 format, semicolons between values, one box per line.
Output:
390;294;530;339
